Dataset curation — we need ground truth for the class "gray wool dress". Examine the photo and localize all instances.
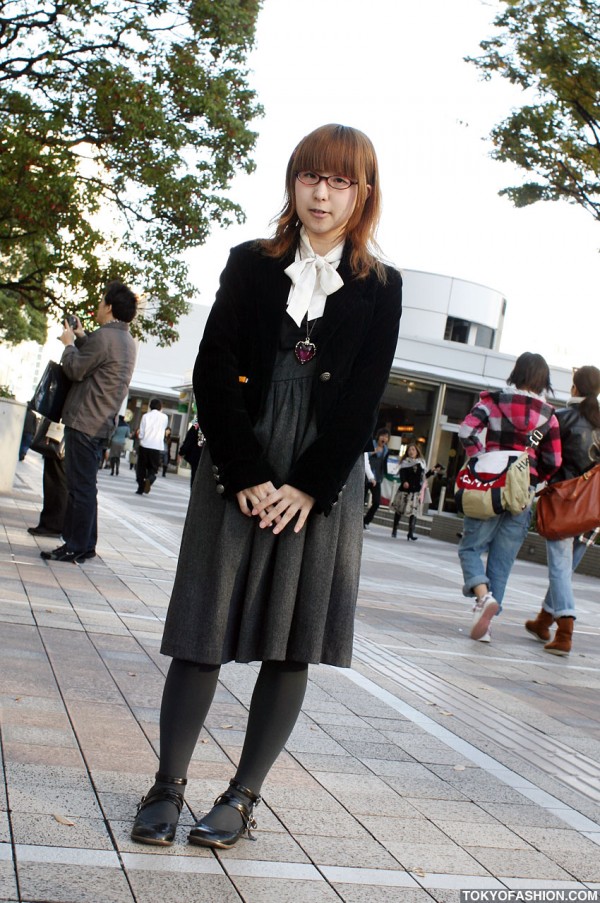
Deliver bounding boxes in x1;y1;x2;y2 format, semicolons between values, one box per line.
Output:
160;315;364;667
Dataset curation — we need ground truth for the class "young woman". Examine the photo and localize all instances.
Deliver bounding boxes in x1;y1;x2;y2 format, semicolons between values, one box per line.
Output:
457;352;561;643
525;365;600;656
390;442;426;539
131;124;403;849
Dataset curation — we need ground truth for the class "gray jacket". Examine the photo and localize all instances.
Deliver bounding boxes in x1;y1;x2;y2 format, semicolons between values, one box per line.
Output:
60;321;137;438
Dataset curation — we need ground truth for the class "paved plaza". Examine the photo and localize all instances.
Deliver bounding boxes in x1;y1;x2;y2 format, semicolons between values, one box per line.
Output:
1;455;599;902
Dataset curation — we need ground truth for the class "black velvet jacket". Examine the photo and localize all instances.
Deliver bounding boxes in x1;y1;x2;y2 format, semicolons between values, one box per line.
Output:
193;240;403;514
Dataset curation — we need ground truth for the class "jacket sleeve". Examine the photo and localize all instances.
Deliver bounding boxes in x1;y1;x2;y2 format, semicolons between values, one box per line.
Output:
60;332;106;383
536;414;562;483
286;268;402;513
458;395;491;457
193;246;276;493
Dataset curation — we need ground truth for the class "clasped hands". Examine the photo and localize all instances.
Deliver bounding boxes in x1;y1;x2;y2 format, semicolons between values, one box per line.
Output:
59;316;85;347
236;481;315;534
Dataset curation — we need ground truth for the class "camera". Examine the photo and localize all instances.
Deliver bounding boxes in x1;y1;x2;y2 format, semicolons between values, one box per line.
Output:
66;315;79;329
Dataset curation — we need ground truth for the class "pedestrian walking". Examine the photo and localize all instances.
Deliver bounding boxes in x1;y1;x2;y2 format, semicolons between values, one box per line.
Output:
130;123;402;850
457;352;561;642
390;442;426;539
363;427;390;528
135;399;168;494
525;364;600;655
109;415;130;476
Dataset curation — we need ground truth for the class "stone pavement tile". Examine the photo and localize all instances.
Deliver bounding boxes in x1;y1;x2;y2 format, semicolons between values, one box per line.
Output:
364;717;422;733
10;813;113;850
232;878;339;902
0;860;18;902
340;740;414;761
8;786;102;819
279;807;369;838
384;775;467;802
512;825;600;853
293;834;403;870
464;846;573;879
320;723;392;743
541;850;600;882
427;766;531;804
261;785;341;813
213;830;310;863
2;724;77;748
305;711;373;728
383;841;490;876
1;698;68;725
332;887;435;903
405;798;500;824
434;821;530;849
127;870;239;903
0;812;10;844
5;763;90;791
478;802;581;828
17;863;133;903
359;816;451;846
385;737;473;767
293;753;371;774
3;743;85;768
286;725;349;756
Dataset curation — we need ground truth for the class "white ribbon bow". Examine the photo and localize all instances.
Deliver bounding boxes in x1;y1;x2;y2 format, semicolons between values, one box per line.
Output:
285;229;344;327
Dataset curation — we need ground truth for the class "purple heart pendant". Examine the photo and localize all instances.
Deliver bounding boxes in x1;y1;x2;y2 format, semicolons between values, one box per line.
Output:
294;340;316;365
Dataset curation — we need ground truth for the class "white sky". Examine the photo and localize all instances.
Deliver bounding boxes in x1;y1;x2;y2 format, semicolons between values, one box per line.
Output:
185;0;600;370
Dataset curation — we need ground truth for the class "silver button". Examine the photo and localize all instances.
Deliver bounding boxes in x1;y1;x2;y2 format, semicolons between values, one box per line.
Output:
216;484;225;494
212;465;219;473
319;372;331;382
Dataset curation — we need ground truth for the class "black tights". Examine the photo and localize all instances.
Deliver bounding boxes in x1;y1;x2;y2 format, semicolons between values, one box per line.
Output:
149;658;308;829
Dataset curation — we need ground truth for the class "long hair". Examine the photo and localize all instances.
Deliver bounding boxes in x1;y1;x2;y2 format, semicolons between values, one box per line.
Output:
507;352;552;395
573;365;600;429
401;442;425;463
260;124;385;281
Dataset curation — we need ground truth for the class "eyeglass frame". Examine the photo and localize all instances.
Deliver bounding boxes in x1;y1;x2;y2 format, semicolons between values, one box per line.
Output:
295;171;358;191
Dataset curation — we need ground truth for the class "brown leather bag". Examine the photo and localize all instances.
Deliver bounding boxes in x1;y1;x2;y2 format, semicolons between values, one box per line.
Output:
536;463;600;540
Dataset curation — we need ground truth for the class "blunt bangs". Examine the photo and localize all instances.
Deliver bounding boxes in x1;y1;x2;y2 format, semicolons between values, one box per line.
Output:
291;125;373;183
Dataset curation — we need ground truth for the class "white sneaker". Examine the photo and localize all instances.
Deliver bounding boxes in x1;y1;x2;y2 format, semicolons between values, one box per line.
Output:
471;593;499;640
478;630;492;643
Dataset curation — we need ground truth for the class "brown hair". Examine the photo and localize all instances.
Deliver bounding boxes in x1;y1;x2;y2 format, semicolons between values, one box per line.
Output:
260;124;385;281
507;352;552;395
573;365;600;428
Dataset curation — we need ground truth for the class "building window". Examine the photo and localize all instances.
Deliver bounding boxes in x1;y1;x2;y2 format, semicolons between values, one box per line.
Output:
444;316;470;344
444;316;495;349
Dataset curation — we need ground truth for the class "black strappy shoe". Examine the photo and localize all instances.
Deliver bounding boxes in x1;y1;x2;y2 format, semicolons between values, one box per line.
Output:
188;779;261;850
131;772;187;846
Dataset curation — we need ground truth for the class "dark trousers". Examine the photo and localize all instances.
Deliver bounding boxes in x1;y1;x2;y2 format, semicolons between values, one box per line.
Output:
136;445;161;490
38;456;68;533
364;481;382;525
63;427;103;555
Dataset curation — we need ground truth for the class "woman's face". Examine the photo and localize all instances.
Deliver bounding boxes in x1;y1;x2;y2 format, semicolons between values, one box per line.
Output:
294;172;361;254
407;446;418;458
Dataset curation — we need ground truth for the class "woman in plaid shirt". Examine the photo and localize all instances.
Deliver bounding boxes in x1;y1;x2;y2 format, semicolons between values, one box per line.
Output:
457;352;561;643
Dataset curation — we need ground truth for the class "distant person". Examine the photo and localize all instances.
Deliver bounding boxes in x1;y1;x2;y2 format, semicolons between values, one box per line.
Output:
162;426;172;477
109;415;130;476
19;401;38;461
363;428;390;528
390;443;426;540
525;365;600;656
178;420;204;486
40;281;137;563
426;463;445;510
136;399;168;494
457;352;561;643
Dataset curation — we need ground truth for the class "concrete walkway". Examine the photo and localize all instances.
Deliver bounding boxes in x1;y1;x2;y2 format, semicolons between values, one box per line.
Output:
1;456;599;903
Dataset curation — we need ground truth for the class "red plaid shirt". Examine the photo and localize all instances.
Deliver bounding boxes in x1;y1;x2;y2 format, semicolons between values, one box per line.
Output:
459;390;562;485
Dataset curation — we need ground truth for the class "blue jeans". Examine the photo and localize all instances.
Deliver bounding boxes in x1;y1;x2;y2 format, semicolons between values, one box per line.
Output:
542;537;587;619
458;506;533;608
63;427;104;555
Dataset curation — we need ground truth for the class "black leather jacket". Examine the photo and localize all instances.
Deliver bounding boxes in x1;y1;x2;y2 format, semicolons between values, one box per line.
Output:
552;404;599;483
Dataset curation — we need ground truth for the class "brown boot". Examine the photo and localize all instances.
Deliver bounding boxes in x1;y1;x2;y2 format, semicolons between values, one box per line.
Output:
524;608;554;642
544;616;574;656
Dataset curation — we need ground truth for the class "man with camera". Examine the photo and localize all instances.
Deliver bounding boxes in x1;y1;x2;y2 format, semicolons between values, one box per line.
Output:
41;282;137;564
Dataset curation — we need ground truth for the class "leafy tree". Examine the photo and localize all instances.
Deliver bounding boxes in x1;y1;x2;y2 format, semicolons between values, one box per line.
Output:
468;0;600;221
0;0;263;345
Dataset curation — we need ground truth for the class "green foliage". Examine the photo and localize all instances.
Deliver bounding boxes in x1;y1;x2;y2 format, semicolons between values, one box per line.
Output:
0;0;263;345
468;0;600;220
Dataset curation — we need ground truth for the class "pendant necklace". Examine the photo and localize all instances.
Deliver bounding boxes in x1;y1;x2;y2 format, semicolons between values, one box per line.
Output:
294;313;318;364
